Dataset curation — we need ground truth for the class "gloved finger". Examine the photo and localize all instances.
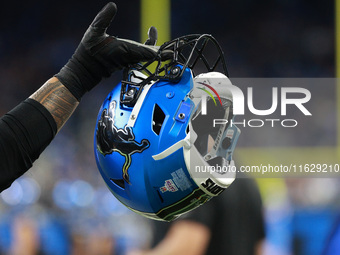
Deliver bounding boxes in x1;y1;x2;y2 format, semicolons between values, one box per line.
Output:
116;39;158;65
160;49;174;60
118;38;158;54
91;2;117;31
128;44;158;61
144;26;158;46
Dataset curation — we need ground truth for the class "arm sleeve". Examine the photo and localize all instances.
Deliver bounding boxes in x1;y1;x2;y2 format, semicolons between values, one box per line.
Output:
0;98;57;192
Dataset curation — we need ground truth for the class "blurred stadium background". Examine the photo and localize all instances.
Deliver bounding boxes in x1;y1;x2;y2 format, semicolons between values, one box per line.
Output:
0;0;338;254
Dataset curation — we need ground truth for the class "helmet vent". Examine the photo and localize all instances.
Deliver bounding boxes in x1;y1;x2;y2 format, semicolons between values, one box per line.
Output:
186;124;190;134
110;178;125;190
152;104;166;135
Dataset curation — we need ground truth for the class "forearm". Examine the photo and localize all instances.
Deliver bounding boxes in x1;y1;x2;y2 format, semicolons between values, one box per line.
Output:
29;77;79;132
0;77;78;192
0;91;58;191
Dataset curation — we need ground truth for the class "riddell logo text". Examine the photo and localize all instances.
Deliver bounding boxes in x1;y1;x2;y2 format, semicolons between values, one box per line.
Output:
201;86;312;128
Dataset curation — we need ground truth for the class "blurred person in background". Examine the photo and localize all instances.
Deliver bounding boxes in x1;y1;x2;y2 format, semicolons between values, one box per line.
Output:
9;214;39;255
0;2;158;192
129;174;265;255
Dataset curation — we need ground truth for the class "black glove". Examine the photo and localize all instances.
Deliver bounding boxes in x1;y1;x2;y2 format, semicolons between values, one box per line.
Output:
55;2;158;101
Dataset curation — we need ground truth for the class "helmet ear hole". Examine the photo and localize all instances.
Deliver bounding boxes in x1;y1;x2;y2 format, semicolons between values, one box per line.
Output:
152;104;166;135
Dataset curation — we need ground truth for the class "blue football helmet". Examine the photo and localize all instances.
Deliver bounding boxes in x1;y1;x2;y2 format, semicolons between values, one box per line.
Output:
94;34;241;221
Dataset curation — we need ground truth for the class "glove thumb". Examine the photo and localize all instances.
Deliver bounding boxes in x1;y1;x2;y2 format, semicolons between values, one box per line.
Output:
145;26;158;46
91;2;117;32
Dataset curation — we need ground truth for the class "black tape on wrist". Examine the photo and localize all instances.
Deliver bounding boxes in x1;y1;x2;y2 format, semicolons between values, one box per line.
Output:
55;44;105;101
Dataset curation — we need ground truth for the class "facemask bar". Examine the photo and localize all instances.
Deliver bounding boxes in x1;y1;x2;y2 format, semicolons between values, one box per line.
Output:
120;34;229;107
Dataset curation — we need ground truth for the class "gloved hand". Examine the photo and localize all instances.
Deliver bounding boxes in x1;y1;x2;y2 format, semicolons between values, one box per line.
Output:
55;2;158;101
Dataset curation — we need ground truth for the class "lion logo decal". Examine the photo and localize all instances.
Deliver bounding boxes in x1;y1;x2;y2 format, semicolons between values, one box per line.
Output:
96;100;150;186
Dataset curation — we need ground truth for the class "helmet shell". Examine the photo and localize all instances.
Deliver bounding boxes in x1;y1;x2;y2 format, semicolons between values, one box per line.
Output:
94;68;212;221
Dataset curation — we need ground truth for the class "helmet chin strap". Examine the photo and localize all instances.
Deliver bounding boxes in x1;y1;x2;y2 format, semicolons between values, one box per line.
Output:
152;128;197;161
151;136;190;161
